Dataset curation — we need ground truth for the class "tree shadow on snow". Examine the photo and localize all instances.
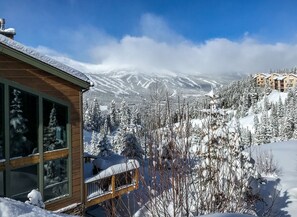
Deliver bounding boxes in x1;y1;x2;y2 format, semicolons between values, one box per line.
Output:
256;178;291;217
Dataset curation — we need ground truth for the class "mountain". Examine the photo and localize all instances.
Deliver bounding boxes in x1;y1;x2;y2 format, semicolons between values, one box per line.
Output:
83;69;241;104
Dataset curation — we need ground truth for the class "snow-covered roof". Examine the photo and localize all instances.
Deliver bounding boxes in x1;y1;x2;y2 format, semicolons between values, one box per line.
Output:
288;73;297;78
0;34;90;88
0;28;16;35
274;75;286;80
255;73;270;78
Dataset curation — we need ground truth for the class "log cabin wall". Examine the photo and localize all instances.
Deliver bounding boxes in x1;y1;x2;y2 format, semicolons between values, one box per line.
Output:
0;53;84;210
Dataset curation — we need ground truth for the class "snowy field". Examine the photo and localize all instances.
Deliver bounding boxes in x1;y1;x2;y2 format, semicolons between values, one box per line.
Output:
252;140;297;216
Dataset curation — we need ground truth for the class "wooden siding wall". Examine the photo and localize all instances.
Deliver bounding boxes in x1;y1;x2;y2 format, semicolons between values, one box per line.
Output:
0;53;83;210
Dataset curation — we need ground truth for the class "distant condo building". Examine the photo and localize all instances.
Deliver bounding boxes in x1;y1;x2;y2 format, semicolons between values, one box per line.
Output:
254;73;297;92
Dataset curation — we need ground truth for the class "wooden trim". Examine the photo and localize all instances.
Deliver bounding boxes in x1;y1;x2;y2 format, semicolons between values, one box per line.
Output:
0;161;5;170
135;168;139;189
9;154;40;168
44;148;69;161
111;175;116;197
85;185;137;208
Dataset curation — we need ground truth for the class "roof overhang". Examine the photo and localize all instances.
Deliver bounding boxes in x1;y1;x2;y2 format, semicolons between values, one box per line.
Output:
0;41;90;90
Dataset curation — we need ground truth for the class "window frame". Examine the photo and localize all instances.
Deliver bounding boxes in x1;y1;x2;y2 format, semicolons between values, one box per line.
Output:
0;78;72;203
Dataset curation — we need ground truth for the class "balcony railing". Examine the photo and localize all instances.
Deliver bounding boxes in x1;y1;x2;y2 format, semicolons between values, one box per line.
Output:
84;160;139;208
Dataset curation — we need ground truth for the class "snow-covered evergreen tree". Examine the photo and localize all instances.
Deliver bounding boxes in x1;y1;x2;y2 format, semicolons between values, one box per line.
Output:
277;96;284;118
90;98;101;132
121;132;144;162
83;108;92;131
97;134;113;157
109;100;118;132
270;104;279;138
9;89;28;157
263;95;270;111
240;91;250;117
259;111;272;144
283;116;294;140
44;105;63;151
241;127;252;146
89;131;99;156
119;100;130;129
253;115;261;145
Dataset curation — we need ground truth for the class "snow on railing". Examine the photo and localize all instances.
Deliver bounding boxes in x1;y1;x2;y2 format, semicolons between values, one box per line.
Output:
84;159;139;207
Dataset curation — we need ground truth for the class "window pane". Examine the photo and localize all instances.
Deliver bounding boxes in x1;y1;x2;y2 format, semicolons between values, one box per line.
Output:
43;99;68;151
10;164;38;201
9;87;38;158
0;84;4;159
0;171;4;196
44;158;68;201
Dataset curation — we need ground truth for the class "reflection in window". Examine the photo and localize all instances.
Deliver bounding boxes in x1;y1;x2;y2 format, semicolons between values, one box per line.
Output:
10;164;38;201
9;87;38;158
0;171;3;196
43;100;68;151
44;158;68;201
0;84;4;159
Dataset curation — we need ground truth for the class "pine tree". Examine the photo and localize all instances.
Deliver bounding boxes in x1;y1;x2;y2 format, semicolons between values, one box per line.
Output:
270;104;279;138
83;108;92;131
109;100;118;132
97;134;112;157
277;96;284;118
120;100;129;129
90;131;99;156
9;89;28;157
241;128;252;146
240;91;250;117
283;116;293;140
90;98;101;132
253;115;261;145
260;111;272;144
121;132;144;162
263;95;271;111
44;105;63;151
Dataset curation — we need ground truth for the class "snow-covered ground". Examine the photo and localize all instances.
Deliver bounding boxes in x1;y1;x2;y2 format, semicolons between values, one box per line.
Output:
252;140;297;216
0;197;74;217
2;142;296;217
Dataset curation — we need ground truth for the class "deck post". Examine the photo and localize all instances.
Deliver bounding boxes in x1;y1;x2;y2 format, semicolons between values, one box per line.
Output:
135;168;139;189
111;175;116;197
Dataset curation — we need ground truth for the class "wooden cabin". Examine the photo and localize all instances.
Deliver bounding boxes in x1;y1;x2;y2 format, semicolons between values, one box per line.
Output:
0;32;140;213
0;34;90;210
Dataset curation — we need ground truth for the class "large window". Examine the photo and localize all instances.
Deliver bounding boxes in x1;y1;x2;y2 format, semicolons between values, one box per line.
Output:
0;81;71;203
10;164;38;201
44;158;68;201
9;87;38;158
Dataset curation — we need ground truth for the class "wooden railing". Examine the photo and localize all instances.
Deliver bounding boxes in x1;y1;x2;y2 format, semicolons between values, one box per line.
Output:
84;160;139;208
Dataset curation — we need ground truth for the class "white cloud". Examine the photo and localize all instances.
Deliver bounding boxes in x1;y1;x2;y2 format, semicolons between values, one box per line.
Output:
86;36;297;75
37;13;297;76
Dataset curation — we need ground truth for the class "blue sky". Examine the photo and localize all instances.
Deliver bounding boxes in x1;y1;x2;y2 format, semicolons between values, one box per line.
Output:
3;0;297;75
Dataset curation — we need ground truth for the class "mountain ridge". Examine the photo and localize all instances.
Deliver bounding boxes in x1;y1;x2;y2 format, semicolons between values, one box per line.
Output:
83;69;242;104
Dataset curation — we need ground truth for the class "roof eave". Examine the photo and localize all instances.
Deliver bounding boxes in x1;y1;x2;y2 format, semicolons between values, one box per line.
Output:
0;44;91;90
